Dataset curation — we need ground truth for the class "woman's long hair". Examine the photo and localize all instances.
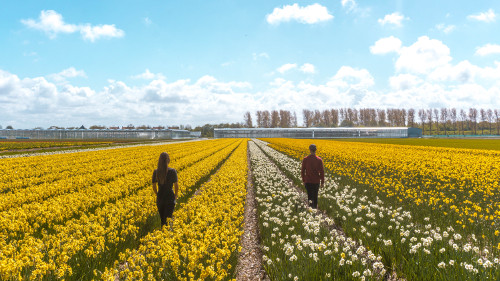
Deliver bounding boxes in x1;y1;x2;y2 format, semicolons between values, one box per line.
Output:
157;152;170;185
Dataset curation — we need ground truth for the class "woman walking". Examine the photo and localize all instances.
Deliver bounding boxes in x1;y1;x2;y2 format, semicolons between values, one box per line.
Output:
152;152;179;227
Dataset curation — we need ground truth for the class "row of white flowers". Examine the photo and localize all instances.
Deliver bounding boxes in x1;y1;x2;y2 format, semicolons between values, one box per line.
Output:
249;140;385;280
255;139;500;280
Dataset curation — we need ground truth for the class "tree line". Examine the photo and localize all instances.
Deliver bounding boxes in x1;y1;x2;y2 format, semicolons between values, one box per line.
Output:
243;108;500;135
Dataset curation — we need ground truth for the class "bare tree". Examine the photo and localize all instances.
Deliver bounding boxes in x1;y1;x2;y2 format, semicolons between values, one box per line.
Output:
292;111;298;127
480;108;487;135
303;109;313;127
469;108;478;135
408;108;416;127
331;109;339;127
433;108;439;135
244;112;253;128
494;109;500;135
440;108;448;135
256;111;263;128
279;110;291;128
426;109;433;135
459;109;467;135
377;109;386;127
321;110;332;127
313;110;322;127
418;109;426;134
270;110;280;128
450;108;457;135
262;110;271;128
487;109;494;134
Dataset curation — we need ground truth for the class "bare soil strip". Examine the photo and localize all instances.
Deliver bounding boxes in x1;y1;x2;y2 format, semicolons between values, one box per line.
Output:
235;143;269;281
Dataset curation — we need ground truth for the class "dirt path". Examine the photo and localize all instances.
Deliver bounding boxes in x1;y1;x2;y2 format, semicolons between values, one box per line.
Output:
235;145;269;281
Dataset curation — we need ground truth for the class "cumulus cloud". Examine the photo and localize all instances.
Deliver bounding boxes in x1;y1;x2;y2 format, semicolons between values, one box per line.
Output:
21;10;124;41
276;63;316;74
467;9;496;22
329;66;374;89
378;12;408;27
131;69;166;80
47;67;87;82
266;3;333;25
277;63;298;74
370;36;402;54
395;36;452;74
475;44;500;56
435;23;456;34
300;63;316;74
2;61;500;128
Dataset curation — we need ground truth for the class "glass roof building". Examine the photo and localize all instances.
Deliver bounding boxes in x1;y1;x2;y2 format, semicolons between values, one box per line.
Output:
214;127;422;139
0;129;193;140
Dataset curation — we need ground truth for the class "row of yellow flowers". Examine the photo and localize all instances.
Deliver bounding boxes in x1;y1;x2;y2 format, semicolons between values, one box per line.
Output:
0;139;235;240
0;139;240;280
0;141;112;151
0;139;206;193
100;140;248;281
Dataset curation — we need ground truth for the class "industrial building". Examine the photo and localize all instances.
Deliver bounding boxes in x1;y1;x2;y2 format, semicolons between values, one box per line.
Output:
0;128;193;140
214;127;422;138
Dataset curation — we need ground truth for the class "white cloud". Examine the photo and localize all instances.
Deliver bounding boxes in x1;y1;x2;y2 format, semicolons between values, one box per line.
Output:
21;10;124;41
378;12;408;27
131;69;166;80
467;9;496;22
277;63;298;74
3;62;500;128
144;17;152;25
389;74;423;90
266;3;333;25
21;10;77;38
370;36;402;54
79;24;124;42
475;44;500;56
252;52;270;61
435;23;456;34
300;63;316;74
47;67;87;82
395;36;452;74
341;0;357;12
330;66;375;89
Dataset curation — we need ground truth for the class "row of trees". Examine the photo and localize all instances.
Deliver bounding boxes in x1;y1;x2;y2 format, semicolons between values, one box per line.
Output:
243;108;500;135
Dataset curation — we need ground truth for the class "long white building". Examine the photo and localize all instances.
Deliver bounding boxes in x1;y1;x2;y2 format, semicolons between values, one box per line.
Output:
0;128;193;140
214;127;422;138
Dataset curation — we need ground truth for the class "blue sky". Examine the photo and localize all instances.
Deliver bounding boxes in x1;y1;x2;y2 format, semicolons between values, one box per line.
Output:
1;1;500;128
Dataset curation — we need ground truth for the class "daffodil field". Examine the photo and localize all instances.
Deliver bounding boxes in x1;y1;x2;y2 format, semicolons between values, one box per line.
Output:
0;139;245;280
262;138;500;280
1;137;499;280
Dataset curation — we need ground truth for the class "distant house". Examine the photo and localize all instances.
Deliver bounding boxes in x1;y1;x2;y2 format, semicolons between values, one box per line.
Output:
109;126;120;130
79;125;86;130
153;126;165;130
168;126;180;129
122;126;135;130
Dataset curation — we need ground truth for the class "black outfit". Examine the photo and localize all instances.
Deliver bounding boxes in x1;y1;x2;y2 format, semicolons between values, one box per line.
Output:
152;168;178;226
305;183;320;209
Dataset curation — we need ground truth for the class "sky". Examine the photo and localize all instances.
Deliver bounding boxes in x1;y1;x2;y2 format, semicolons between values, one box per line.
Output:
1;0;500;129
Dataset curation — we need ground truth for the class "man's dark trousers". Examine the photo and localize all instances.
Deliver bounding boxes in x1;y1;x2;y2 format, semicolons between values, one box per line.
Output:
305;183;319;209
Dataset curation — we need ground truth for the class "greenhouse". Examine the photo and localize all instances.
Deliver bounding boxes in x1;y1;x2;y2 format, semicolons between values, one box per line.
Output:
0;128;193;140
214;127;422;138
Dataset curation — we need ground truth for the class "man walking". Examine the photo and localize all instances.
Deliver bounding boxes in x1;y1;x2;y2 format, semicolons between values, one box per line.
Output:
301;144;324;209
